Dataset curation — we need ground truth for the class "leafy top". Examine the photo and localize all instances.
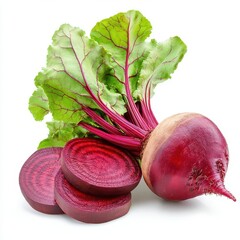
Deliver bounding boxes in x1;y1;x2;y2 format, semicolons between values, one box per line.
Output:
29;10;187;150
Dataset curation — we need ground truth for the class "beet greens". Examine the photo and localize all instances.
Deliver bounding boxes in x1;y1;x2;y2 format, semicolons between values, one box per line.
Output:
29;10;186;153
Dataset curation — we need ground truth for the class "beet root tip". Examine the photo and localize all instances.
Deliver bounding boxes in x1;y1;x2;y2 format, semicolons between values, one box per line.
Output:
212;184;236;202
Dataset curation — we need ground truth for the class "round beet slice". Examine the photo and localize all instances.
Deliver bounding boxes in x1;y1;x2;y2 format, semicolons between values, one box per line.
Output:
61;138;141;196
19;147;63;214
55;170;131;223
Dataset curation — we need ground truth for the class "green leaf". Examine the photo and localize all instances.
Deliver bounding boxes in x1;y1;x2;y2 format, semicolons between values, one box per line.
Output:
29;11;188;150
91;10;152;96
28;86;49;121
134;36;187;100
35;24;126;124
34;72;46;87
38;121;87;149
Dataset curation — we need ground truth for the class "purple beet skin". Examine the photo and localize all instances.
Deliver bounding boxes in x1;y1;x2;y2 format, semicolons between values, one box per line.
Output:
142;113;236;201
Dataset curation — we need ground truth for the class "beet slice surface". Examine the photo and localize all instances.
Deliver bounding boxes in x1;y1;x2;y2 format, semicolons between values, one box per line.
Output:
55;170;131;223
61;138;141;196
19;147;63;214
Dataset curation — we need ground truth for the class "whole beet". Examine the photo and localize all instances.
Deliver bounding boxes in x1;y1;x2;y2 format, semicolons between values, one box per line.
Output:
141;112;236;201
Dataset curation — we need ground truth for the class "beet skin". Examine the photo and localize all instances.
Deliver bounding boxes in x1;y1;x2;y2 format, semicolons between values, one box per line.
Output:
142;113;236;201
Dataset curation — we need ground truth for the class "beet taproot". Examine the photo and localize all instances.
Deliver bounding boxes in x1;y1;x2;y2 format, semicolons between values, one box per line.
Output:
142;113;236;201
61;138;141;196
19;148;64;214
54;170;131;223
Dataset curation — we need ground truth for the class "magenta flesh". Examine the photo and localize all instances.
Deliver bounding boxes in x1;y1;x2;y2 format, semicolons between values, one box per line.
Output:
19;148;64;214
142;113;236;201
61;138;141;196
54;170;131;223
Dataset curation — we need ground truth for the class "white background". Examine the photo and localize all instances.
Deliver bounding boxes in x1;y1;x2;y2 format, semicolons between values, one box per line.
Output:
0;0;240;239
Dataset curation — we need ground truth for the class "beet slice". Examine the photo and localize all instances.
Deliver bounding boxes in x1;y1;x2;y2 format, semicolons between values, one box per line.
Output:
19;147;64;214
61;138;141;196
55;170;131;223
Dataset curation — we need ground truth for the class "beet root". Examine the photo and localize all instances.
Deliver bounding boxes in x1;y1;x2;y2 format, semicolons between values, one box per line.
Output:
61;138;141;196
54;170;131;223
19;148;64;214
142;112;236;201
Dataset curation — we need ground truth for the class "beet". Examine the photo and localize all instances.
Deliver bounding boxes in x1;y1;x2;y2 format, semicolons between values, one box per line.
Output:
61;138;141;196
19;148;64;214
141;113;236;201
54;170;131;223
